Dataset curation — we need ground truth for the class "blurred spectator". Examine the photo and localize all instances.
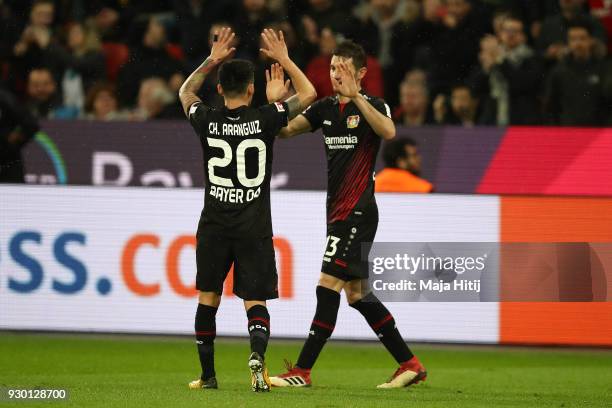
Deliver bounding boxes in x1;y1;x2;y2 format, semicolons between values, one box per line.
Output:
537;0;607;61
428;0;492;95
7;0;611;129
52;22;106;115
469;16;544;125
393;79;435;126
403;68;428;84
305;27;340;97
25;67;64;118
234;0;277;61
81;1;174;42
304;0;364;43
545;19;612;126
12;0;55;49
0;89;40;183
359;0;408;105
133;77;183;120
1;2;20;64
589;0;612;53
82;1;139;43
84;82;129;120
507;0;561;41
375;137;433;193
492;8;512;37
117;17;185;107
305;27;384;98
391;0;444;79
12;0;63;86
434;84;486;126
175;0;214;68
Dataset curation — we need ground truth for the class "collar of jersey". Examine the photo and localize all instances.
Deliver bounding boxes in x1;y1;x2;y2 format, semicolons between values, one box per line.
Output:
222;105;248;113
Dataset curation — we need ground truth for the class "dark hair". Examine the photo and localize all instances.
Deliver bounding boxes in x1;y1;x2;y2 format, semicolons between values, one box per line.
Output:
28;66;54;79
450;83;476;98
218;59;255;97
32;0;54;7
567;18;594;36
332;40;367;70
383;137;417;168
85;82;117;113
501;13;524;27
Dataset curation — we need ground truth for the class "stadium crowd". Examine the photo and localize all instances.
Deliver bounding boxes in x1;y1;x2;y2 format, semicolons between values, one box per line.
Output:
1;0;611;126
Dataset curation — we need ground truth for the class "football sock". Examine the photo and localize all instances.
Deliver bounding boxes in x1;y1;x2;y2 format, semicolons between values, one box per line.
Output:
195;303;218;380
247;304;270;357
349;292;414;364
296;286;341;369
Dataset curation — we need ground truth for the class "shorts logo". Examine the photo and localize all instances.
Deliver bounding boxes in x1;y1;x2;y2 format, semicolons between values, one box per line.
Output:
346;115;360;129
274;102;285;112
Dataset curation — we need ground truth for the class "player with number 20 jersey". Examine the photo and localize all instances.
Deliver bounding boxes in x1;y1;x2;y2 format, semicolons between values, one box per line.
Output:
178;27;316;393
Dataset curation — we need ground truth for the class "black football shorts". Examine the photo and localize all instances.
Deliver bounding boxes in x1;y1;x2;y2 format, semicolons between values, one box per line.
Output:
321;205;379;281
196;228;278;300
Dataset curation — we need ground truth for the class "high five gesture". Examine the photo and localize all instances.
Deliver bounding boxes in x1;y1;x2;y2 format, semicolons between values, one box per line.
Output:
208;27;236;65
260;28;316;119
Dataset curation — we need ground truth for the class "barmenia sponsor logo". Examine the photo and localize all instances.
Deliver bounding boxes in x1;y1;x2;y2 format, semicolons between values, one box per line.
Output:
325;135;358;150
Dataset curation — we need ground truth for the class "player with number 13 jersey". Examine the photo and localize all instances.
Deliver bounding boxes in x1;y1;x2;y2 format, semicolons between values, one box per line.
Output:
270;40;427;390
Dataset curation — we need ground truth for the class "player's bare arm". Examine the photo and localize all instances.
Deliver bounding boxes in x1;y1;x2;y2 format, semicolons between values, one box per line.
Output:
178;27;236;116
276;115;312;139
334;61;395;140
260;28;316;120
265;64;312;138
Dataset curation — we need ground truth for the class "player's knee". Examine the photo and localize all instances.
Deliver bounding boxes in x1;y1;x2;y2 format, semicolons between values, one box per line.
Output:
198;291;221;308
344;280;365;304
244;300;266;312
345;289;363;305
318;273;344;292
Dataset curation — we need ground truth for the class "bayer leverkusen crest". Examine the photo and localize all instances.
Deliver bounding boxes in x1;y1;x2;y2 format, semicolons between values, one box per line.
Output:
346;115;360;128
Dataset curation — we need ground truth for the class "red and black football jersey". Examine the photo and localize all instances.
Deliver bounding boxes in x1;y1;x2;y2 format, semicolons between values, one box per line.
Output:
188;101;289;237
301;91;391;224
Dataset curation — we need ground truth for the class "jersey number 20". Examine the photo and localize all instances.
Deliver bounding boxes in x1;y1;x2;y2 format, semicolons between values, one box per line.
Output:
207;138;266;188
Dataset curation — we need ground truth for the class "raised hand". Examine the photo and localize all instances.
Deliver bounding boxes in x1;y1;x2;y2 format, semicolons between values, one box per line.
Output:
208;27;236;65
179;26;236;115
259;28;289;63
332;61;359;99
266;63;291;103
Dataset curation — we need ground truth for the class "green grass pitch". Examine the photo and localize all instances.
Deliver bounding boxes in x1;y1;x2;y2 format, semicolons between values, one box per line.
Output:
1;333;611;407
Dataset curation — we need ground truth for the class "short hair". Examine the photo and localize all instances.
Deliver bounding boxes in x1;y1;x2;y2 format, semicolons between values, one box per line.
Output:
501;13;524;27
568;18;594;36
28;66;54;80
32;0;54;8
218;59;255;97
451;83;475;98
332;40;367;70
400;80;429;99
383;137;417;168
